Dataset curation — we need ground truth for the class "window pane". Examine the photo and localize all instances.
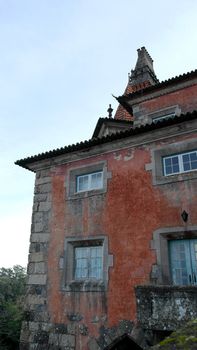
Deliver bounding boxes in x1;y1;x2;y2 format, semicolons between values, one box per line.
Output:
172;164;180;173
164;156;179;175
91;172;103;189
89;246;102;279
165;165;173;175
182;154;189;163
165;158;171;166
182;152;197;172
169;240;191;285
183;162;190;171
172;156;179;165
75;247;88;279
77;175;89;192
191;161;197;170
74;246;103;280
190;152;197;161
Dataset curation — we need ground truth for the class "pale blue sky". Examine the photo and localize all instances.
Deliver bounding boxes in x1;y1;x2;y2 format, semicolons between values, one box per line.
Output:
0;0;197;267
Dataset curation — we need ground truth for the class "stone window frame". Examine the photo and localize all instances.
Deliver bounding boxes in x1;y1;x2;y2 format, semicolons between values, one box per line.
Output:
151;226;197;285
148;105;181;123
62;235;113;292
150;139;197;185
67;161;111;199
133;104;181;126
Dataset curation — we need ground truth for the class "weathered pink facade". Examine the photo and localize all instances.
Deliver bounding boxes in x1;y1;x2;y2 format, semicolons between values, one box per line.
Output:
17;48;197;349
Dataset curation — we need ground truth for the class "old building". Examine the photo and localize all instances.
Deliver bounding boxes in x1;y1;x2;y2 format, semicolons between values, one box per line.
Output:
16;47;197;350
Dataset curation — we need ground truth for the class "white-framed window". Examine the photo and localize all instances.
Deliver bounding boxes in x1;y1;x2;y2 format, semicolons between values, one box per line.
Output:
76;171;103;192
163;150;197;176
74;245;103;280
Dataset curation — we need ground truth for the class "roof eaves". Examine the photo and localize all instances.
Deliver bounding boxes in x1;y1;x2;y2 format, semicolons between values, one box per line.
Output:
15;110;197;170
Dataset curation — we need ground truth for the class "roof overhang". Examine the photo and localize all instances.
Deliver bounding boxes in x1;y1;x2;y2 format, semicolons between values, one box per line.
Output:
15;110;197;172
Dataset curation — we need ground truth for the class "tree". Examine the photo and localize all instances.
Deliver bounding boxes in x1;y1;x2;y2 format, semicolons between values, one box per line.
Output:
0;265;26;350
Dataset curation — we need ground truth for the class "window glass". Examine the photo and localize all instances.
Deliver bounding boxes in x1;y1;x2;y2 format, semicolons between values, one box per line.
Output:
91;172;103;189
169;239;197;285
74;246;103;279
77;171;103;192
182;151;197;172
163;150;197;176
164;156;179;175
78;175;89;192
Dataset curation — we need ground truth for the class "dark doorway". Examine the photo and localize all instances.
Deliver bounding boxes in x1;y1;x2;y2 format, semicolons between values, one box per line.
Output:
104;333;143;350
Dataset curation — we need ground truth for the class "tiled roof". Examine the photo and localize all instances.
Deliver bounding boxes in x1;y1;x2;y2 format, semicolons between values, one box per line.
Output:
117;69;197;104
15;110;197;171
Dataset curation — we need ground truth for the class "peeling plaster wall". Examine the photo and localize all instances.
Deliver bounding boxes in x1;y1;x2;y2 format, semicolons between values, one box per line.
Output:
20;127;197;349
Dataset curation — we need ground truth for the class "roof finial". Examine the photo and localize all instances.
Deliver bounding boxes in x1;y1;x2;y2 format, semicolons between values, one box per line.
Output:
107;104;113;118
129;47;159;86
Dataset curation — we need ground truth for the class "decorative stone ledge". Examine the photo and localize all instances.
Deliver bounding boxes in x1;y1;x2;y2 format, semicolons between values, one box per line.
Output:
135;285;197;331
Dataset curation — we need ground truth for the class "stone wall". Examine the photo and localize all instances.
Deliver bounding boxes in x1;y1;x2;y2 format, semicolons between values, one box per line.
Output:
135;285;197;331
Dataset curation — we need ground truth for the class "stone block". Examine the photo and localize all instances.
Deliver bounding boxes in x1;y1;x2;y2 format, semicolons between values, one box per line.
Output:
145;162;152;171
34;262;46;274
40;322;53;332
29;344;39;350
49;333;59;345
79;323;88;336
35;183;51;194
39;169;50;178
54;323;68;334
28;262;46;274
34;193;48;202
29;321;39;331
33;203;39;212
26;285;47;297
33;330;49;344
29;252;45;263
34;222;44;233
26;294;46;305
88;338;100;350
27;274;47;285
67;323;76;335
29;242;48;254
20;329;31;343
35;177;51;185
30;233;50;243
60;334;75;347
39;201;51;212
33;212;43;223
33;311;50;323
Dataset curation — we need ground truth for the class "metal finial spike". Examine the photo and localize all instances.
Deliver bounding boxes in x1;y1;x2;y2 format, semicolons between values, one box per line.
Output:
107;104;113;118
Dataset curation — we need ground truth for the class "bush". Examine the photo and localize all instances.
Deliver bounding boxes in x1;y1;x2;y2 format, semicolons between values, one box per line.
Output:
0;265;26;350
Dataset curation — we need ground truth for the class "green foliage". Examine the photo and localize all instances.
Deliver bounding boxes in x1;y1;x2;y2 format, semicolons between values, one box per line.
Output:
153;319;197;349
0;265;26;350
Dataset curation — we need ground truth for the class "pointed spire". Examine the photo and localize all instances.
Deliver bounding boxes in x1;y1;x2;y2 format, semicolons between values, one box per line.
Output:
129;46;159;87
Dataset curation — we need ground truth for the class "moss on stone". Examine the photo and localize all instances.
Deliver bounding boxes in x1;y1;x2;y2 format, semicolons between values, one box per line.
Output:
152;319;197;349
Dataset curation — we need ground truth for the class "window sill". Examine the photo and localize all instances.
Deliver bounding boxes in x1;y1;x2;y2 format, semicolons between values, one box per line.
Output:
153;170;197;185
63;280;106;292
68;187;106;200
